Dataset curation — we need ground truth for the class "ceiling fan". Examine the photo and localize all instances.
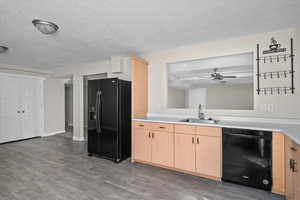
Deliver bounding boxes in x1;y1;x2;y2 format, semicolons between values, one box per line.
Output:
179;68;238;81
210;68;237;80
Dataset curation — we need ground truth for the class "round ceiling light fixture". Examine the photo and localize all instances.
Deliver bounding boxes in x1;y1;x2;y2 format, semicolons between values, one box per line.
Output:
32;19;59;35
0;46;8;53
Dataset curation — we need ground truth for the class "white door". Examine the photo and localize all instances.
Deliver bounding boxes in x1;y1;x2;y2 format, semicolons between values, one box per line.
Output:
0;75;22;143
20;78;43;139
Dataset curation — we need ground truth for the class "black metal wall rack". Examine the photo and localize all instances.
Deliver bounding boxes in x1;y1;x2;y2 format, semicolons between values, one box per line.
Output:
256;38;295;95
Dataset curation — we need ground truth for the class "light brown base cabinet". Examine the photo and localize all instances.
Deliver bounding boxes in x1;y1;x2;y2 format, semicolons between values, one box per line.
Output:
132;120;290;195
174;125;221;179
285;136;300;200
132;129;151;162
196;135;221;177
132;121;174;167
174;133;196;172
132;121;222;180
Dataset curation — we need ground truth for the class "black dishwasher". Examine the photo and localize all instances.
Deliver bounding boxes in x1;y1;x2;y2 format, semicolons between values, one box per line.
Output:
222;128;272;191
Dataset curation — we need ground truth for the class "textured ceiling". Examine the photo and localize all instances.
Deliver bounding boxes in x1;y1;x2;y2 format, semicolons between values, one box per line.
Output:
0;0;299;70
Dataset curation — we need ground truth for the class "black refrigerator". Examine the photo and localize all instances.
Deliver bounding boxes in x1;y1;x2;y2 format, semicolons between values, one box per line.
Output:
87;78;131;162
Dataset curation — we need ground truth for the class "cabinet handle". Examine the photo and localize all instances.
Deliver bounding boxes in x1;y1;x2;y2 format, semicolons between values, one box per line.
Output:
197;138;199;144
290;159;293;170
159;126;165;129
290;147;297;151
290;159;298;172
293;161;298;173
152;132;154;138
148;132;151;138
192;137;194;144
139;124;144;127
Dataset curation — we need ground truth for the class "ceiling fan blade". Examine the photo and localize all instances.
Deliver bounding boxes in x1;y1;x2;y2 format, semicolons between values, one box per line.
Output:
180;76;210;81
222;75;237;78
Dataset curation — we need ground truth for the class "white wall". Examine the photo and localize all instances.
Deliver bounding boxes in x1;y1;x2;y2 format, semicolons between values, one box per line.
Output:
44;78;65;135
206;84;253;110
142;28;300;120
168;87;186;108
188;88;207;109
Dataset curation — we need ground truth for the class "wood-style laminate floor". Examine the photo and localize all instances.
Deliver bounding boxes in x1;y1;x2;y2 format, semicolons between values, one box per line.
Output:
0;133;283;200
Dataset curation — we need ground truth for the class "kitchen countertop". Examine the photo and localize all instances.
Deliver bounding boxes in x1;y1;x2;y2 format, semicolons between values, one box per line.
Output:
133;117;300;145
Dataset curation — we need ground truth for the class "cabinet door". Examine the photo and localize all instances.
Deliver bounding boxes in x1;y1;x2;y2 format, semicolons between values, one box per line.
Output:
272;132;286;194
131;57;148;118
285;138;295;200
151;131;174;167
132;129;151;162
174;133;196;172
294;144;300;200
196;136;221;178
0;76;22;143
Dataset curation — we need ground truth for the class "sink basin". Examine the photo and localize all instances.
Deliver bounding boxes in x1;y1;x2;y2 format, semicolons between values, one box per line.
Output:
179;118;218;124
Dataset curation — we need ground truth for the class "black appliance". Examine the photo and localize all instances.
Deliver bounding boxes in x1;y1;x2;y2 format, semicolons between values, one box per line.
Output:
87;78;131;162
222;128;272;191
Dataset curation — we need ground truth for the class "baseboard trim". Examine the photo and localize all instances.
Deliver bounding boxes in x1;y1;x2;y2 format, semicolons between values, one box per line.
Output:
72;136;85;141
43;130;65;137
0;136;41;145
272;189;285;195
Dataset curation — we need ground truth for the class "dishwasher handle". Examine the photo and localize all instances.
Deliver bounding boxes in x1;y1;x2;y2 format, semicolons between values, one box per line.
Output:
224;132;268;139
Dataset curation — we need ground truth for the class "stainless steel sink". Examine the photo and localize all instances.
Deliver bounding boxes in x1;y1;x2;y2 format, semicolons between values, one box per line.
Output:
179;118;218;124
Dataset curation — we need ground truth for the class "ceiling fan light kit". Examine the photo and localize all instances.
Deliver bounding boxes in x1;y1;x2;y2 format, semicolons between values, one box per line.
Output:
32;19;59;35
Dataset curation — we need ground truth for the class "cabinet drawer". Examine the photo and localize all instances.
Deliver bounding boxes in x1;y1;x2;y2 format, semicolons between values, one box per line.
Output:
196;126;221;137
151;123;174;132
174;125;196;134
132;121;152;130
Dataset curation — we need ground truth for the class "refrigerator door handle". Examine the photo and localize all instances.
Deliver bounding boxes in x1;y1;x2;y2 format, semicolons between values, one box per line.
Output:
96;90;102;133
95;90;99;133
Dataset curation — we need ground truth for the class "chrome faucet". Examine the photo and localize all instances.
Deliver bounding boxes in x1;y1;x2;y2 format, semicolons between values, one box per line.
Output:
198;104;205;120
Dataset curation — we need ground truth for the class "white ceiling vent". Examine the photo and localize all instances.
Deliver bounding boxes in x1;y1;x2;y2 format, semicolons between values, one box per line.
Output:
111;56;124;74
